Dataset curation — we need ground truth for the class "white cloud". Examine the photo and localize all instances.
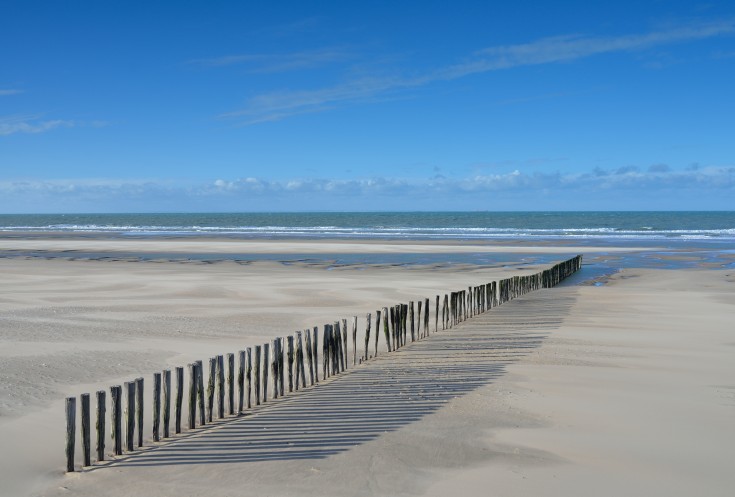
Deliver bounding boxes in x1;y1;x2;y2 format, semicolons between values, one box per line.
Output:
0;89;23;96
0;115;74;136
225;20;735;124
1;164;732;214
189;48;351;73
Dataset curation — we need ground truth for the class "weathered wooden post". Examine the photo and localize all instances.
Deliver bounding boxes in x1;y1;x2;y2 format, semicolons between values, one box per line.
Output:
441;295;446;330
336;322;343;373
305;329;315;385
217;354;226;415
435;295;439;332
293;334;301;391
111;385;122;455
124;381;135;451
312;326;319;384
187;364;196;429
153;372;161;442
375;309;381;356
287;335;295;392
135;377;144;447
278;337;286;395
333;321;342;373
227;353;235;414
65;397;76;472
417;300;422;338
207;357;216;422
351;316;358;365
174;367;183;434
261;345;269;404
80;393;90;466
271;339;280;399
389;307;396;350
409;302;415;342
96;390;106;461
383;308;390;352
342;318;349;369
295;331;304;389
364;312;371;361
322;324;330;380
238;350;245;413
425;297;430;335
254;345;261;405
162;369;171;438
330;323;338;375
195;360;205;426
246;347;252;409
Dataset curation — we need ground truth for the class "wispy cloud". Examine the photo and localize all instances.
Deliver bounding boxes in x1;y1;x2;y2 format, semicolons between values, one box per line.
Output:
226;20;734;124
0;115;74;136
437;20;734;79
189;48;351;73
0;89;23;96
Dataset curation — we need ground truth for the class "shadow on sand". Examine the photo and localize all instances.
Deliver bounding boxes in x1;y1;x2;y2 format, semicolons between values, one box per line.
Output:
107;289;576;468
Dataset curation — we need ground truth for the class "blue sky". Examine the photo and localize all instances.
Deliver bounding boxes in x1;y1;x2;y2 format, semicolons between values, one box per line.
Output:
1;0;734;212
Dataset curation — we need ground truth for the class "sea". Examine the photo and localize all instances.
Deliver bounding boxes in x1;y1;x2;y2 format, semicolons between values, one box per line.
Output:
1;212;734;281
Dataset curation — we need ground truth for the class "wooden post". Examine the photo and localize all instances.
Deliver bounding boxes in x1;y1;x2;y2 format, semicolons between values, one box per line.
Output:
188;364;196;429
322;325;329;380
152;372;161;442
217;354;226;415
435;295;439;332
65;397;76;472
389;306;396;350
80;393;90;467
196;360;205;426
254;345;261;405
124;381;135;452
261;344;269;404
425;297;430;336
207;357;216;422
336;321;346;372
174;367;183;434
409;301;415;342
364;312;371;361
96;390;105;462
162;369;171;438
305;329;315;385
278;337;285;396
135;377;144;447
110;385;122;455
340;318;347;370
351;316;358;366
238;350;245;413
383;308;390;352
295;332;302;390
417;300;422;338
329;321;343;374
375;309;381;356
287;335;294;392
246;347;252;409
271;339;279;399
297;331;307;389
227;353;235;414
312;326;319;384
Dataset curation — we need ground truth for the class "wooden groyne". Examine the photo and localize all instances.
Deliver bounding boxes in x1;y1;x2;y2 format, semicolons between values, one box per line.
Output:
63;255;582;471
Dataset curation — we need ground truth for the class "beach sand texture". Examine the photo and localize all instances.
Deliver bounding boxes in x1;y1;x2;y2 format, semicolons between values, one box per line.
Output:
0;242;733;496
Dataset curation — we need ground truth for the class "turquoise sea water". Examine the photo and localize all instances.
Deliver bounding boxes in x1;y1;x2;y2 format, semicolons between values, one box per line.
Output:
1;212;733;276
1;211;734;244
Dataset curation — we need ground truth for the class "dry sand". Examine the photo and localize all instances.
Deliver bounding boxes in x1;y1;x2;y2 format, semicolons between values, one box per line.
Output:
0;241;732;496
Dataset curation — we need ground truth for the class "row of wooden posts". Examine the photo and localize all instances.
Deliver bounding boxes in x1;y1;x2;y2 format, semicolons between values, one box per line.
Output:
64;255;583;472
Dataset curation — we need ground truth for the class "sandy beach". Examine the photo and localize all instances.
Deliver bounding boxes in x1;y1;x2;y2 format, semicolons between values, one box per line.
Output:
0;238;733;496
